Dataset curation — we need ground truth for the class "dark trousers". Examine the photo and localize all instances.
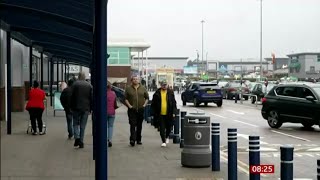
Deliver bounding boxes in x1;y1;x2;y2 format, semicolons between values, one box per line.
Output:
65;111;73;137
127;108;144;142
159;115;172;143
28;108;44;132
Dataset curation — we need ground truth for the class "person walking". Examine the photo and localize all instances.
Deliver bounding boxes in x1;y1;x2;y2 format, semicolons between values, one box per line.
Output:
26;81;46;135
70;72;93;148
151;80;177;147
107;82;118;147
124;76;149;147
60;79;74;139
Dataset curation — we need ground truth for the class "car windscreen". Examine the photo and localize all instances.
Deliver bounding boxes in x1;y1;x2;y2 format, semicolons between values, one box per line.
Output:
313;87;320;97
199;84;218;90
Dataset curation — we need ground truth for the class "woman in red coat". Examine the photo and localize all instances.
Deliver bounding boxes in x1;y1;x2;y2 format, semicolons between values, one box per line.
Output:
26;81;46;135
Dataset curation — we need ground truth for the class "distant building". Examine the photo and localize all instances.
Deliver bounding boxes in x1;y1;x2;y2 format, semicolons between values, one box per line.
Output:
287;52;320;79
132;56;188;74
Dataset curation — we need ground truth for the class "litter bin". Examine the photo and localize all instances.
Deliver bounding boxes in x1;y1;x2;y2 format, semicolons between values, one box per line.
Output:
181;112;211;167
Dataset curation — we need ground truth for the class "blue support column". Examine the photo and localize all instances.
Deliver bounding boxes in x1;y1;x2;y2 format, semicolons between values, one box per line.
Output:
40;52;44;89
56;60;59;92
249;136;260;180
29;45;32;89
6;31;12;135
94;0;108;179
228;128;237;180
64;62;67;81
47;56;50;88
50;58;54;106
90;62;96;160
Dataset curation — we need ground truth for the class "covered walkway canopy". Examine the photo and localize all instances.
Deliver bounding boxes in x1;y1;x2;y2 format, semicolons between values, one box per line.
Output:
0;0;93;66
1;0;109;179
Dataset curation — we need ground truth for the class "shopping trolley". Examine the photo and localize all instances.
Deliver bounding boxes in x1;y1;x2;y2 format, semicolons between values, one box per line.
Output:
26;99;48;134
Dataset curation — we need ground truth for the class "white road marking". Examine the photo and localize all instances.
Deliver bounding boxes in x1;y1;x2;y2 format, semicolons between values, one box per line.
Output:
307;147;320;152
304;153;314;157
210;113;227;119
233;120;258;128
271;130;311;142
237;133;269;144
227;110;245;115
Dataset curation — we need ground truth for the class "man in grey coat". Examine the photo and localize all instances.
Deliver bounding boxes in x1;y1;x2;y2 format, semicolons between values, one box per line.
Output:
70;72;93;148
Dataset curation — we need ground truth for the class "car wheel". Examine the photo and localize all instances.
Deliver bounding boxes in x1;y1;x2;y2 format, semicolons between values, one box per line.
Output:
267;110;283;128
193;98;199;107
251;96;256;104
301;122;314;128
244;96;248;100
204;102;208;106
216;101;222;107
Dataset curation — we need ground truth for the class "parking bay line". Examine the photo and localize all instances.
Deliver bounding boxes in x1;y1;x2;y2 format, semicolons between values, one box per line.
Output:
233;120;258;128
210;113;227;119
227;110;245;115
271;130;311;142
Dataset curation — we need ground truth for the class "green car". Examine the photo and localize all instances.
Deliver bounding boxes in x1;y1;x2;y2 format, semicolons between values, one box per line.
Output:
261;83;320;129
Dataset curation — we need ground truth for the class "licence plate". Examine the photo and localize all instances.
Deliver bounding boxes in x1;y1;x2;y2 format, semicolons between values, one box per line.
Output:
207;90;216;94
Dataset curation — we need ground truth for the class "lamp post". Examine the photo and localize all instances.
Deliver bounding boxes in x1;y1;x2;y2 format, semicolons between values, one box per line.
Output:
259;0;263;81
201;20;205;75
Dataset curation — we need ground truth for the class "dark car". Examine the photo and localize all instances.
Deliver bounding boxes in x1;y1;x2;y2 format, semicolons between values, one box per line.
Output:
181;82;223;107
223;82;250;100
250;83;276;104
261;83;320;129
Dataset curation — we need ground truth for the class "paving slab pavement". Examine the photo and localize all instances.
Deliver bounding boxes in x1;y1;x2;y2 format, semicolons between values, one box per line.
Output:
1;105;247;180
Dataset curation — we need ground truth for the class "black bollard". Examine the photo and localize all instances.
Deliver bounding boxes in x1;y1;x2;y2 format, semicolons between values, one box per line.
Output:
173;109;180;144
180;111;187;148
211;123;220;171
280;146;294;180
150;116;154;126
317;159;320;180
249;136;260;180
228;128;237;180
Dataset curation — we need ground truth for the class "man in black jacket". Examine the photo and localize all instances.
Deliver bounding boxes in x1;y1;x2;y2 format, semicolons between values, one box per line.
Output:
70;72;93;148
151;80;177;147
60;79;74;139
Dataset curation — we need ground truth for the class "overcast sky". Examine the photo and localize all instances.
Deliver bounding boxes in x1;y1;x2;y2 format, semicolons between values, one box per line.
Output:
107;0;320;61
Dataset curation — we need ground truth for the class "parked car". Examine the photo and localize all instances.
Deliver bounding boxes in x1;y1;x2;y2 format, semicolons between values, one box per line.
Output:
250;83;276;104
181;82;223;107
261;83;320;128
222;82;250;100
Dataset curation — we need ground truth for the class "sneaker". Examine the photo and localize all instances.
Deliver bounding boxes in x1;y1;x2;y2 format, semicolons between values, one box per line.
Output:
130;140;135;147
74;139;80;147
39;132;45;135
161;143;166;147
166;138;170;144
79;141;84;149
32;132;38;135
137;141;142;145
